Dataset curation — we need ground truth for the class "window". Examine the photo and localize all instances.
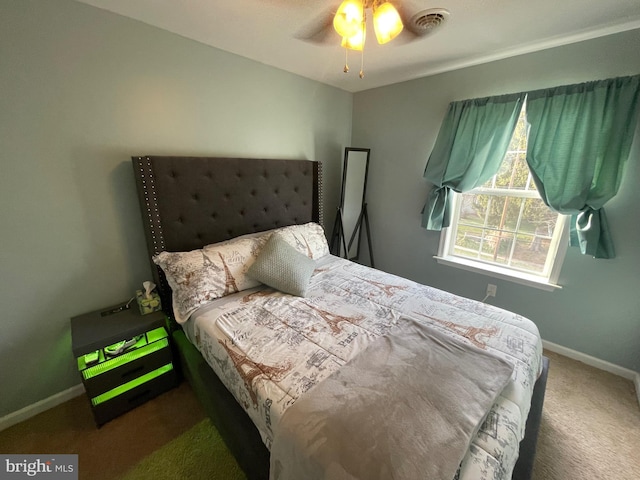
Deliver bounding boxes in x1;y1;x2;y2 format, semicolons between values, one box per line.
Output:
437;106;568;290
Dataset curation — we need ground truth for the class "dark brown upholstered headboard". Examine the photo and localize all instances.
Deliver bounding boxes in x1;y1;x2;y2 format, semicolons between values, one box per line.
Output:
132;156;322;318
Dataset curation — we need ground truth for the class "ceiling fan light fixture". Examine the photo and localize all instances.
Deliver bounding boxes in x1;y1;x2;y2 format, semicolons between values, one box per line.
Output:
333;0;364;38
372;2;403;44
334;0;405;79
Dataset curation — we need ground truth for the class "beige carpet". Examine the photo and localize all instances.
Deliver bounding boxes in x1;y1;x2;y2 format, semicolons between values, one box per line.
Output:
532;350;640;480
1;350;638;479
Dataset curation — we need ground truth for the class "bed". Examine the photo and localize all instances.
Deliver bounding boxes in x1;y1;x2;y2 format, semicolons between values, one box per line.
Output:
132;155;549;480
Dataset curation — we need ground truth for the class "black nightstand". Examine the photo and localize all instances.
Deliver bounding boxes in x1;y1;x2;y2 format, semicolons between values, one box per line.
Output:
71;303;178;426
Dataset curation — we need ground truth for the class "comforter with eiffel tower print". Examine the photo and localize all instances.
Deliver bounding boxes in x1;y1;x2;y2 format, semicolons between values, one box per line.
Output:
187;254;543;480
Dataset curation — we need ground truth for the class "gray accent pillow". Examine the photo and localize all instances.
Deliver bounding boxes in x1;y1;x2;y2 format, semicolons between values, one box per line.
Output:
248;233;316;297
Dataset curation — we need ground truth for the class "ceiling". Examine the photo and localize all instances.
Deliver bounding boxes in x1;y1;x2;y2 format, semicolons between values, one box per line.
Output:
76;0;640;93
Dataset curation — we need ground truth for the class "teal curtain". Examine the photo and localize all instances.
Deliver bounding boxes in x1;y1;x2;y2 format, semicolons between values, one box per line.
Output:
526;75;640;258
422;93;525;230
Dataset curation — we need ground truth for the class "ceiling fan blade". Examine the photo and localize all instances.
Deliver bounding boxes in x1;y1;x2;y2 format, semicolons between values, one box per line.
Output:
393;1;422;43
294;7;338;45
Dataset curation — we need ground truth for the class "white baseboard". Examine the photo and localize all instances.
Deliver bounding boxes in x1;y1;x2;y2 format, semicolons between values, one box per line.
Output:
0;384;85;432
542;340;640;409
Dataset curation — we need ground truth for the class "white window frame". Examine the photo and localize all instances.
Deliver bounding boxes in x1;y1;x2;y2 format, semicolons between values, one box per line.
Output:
435;194;569;291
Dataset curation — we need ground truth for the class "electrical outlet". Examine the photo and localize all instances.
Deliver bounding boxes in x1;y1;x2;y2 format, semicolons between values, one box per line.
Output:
486;284;497;298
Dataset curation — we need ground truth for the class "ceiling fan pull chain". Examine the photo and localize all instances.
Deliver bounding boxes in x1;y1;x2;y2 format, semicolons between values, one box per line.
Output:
344;48;349;73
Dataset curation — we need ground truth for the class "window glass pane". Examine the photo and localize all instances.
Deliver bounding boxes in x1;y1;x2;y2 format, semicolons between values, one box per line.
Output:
492;153;515;188
511;234;545;273
461;193;524;231
458;194;486;226
484;195;506;230
452;194;559;276
483;232;514;263
453;226;484;258
511;153;530;190
523;198;558;233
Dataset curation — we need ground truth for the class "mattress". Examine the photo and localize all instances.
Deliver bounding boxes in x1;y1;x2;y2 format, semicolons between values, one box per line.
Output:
184;255;543;480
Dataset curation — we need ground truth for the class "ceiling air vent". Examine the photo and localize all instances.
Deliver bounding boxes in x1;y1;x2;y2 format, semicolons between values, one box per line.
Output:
410;8;450;37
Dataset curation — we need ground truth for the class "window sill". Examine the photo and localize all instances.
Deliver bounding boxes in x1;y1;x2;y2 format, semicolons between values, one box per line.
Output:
434;255;562;292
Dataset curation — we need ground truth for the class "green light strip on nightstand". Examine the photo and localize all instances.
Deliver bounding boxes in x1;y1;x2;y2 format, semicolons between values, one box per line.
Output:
82;338;169;380
146;326;168;343
91;363;173;406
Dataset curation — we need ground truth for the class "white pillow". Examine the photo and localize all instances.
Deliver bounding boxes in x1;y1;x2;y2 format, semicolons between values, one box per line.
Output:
153;234;268;323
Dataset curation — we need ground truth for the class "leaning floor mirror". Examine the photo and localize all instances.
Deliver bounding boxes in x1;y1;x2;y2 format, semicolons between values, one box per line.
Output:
330;147;375;266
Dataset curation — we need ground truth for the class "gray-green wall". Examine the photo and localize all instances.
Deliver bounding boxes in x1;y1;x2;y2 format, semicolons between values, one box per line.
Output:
352;29;640;372
0;0;352;418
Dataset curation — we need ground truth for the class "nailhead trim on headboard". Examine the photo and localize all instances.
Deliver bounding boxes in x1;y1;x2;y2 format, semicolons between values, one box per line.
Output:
138;157;166;255
318;161;324;226
134;156;171;307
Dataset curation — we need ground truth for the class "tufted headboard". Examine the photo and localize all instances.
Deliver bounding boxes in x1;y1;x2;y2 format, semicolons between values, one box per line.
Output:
132;156;323;318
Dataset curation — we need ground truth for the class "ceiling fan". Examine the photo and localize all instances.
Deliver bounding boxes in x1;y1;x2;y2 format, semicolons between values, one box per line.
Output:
296;0;450;77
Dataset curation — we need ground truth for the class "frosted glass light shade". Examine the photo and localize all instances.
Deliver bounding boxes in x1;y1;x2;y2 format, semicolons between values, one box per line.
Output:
373;2;403;44
333;0;364;38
